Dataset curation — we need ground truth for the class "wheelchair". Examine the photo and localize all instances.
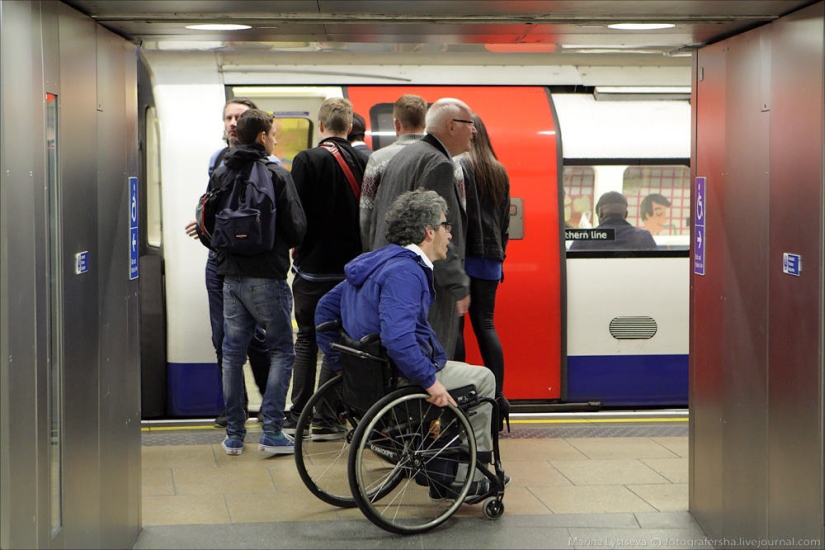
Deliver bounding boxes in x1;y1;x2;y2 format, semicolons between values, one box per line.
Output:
294;323;507;535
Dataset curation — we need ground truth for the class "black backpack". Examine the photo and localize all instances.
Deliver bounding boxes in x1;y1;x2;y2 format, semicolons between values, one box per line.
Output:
195;185;224;249
196;160;277;255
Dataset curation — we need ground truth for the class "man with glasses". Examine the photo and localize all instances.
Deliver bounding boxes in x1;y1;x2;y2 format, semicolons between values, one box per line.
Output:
368;98;477;359
317;189;496;495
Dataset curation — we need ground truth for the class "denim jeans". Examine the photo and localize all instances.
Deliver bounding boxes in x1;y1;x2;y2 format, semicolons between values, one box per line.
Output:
206;253;270;397
222;276;294;439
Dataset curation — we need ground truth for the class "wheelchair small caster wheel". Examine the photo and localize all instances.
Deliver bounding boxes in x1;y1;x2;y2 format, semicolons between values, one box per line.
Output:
483;497;504;519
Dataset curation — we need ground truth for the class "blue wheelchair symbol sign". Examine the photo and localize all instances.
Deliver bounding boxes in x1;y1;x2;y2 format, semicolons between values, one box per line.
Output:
129;177;139;280
695;177;706;226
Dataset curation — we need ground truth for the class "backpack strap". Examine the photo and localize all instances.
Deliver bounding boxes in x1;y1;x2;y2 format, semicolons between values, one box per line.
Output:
320;141;361;200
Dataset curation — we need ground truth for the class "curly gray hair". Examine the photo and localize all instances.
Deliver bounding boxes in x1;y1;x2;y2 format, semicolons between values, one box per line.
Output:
385;189;448;246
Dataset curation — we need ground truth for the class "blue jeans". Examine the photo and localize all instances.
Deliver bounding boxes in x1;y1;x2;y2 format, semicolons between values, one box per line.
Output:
206;254;270;396
222;276;294;439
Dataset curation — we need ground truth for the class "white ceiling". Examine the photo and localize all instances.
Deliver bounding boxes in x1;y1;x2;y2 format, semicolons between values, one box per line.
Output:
64;0;817;61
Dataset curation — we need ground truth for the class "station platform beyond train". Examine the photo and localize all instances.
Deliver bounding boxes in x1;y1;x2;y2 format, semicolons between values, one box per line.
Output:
134;411;711;550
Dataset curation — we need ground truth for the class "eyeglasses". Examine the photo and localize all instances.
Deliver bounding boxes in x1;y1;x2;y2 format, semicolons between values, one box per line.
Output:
438;222;452;232
452;118;475;126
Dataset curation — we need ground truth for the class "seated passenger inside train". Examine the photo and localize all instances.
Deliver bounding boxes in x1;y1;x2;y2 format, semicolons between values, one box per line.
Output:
568;191;657;251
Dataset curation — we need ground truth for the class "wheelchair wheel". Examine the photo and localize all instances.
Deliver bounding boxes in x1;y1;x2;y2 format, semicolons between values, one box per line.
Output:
483;497;504;519
348;388;477;535
294;376;358;508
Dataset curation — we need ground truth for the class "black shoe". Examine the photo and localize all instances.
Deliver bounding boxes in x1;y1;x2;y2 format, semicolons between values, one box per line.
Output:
310;422;347;441
496;395;511;433
429;476;502;502
214;410;228;428
428;484;456;502
282;416;298;436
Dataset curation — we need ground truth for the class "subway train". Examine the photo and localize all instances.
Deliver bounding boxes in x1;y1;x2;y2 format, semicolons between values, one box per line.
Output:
137;55;691;418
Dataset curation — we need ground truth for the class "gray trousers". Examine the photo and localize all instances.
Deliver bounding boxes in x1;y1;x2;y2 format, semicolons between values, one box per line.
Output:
434;360;495;454
428;281;461;359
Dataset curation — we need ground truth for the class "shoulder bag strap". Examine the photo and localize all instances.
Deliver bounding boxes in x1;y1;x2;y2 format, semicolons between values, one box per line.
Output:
320;141;361;200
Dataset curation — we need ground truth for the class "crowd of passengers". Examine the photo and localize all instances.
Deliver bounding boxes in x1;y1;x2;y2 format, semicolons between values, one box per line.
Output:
185;95;512;488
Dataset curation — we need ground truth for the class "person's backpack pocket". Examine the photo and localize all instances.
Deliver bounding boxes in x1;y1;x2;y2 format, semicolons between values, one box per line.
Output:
210;162;277;256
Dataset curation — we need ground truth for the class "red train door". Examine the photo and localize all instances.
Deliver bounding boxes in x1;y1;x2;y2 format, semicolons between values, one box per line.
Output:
347;86;563;401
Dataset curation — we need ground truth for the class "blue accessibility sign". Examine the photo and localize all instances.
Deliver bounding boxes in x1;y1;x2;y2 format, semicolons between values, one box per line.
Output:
694;226;705;275
694;177;706;276
129;177;139;280
782;253;801;276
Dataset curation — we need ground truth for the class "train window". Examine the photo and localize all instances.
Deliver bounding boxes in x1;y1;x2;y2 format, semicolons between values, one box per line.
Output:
564;162;690;254
145;106;162;248
272;117;313;171
563;166;595;228
368;103;396;151
623;165;691;245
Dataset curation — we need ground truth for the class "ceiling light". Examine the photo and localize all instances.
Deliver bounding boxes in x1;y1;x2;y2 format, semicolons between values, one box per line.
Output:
185;24;251;31
608;23;675;31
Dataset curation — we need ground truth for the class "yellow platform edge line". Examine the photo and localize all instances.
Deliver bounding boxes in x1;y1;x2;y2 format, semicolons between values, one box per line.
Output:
141;417;687;432
514;418;688;424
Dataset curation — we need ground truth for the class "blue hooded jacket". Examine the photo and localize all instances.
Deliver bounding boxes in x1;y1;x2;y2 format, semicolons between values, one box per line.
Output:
315;244;448;389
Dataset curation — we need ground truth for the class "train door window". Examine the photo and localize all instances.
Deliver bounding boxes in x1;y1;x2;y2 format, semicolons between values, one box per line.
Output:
368;103;396;150
145;106;162;248
230;86;350;169
563;166;595;228
622;165;691;247
271;117;312;171
46;92;64;536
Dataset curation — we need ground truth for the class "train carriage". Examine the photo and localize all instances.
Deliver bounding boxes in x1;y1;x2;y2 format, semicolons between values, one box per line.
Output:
137;55;690;417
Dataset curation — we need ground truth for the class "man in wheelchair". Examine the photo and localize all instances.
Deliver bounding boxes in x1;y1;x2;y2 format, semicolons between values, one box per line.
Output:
316;188;498;498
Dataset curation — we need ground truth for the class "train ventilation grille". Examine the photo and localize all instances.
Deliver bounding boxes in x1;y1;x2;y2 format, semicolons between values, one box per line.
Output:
609;316;657;339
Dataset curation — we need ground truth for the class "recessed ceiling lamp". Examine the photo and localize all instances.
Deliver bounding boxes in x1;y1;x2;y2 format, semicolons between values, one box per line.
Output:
185;24;251;31
608;23;675;31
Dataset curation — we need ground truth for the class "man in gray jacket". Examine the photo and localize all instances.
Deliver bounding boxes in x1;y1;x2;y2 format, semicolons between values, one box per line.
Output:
359;94;428;249
368;98;477;358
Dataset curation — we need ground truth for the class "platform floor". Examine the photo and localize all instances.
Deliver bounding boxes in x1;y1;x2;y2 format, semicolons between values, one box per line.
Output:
133;414;710;549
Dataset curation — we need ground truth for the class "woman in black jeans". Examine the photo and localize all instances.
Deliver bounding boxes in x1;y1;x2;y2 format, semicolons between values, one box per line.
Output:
459;114;511;430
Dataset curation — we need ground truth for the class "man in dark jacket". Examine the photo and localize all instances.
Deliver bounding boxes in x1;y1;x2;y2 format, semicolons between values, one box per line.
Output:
347;112;373;157
368;98;477;359
316;189;495;487
185;97;272;428
286;97;369;435
209;109;307;456
569;191;657;250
